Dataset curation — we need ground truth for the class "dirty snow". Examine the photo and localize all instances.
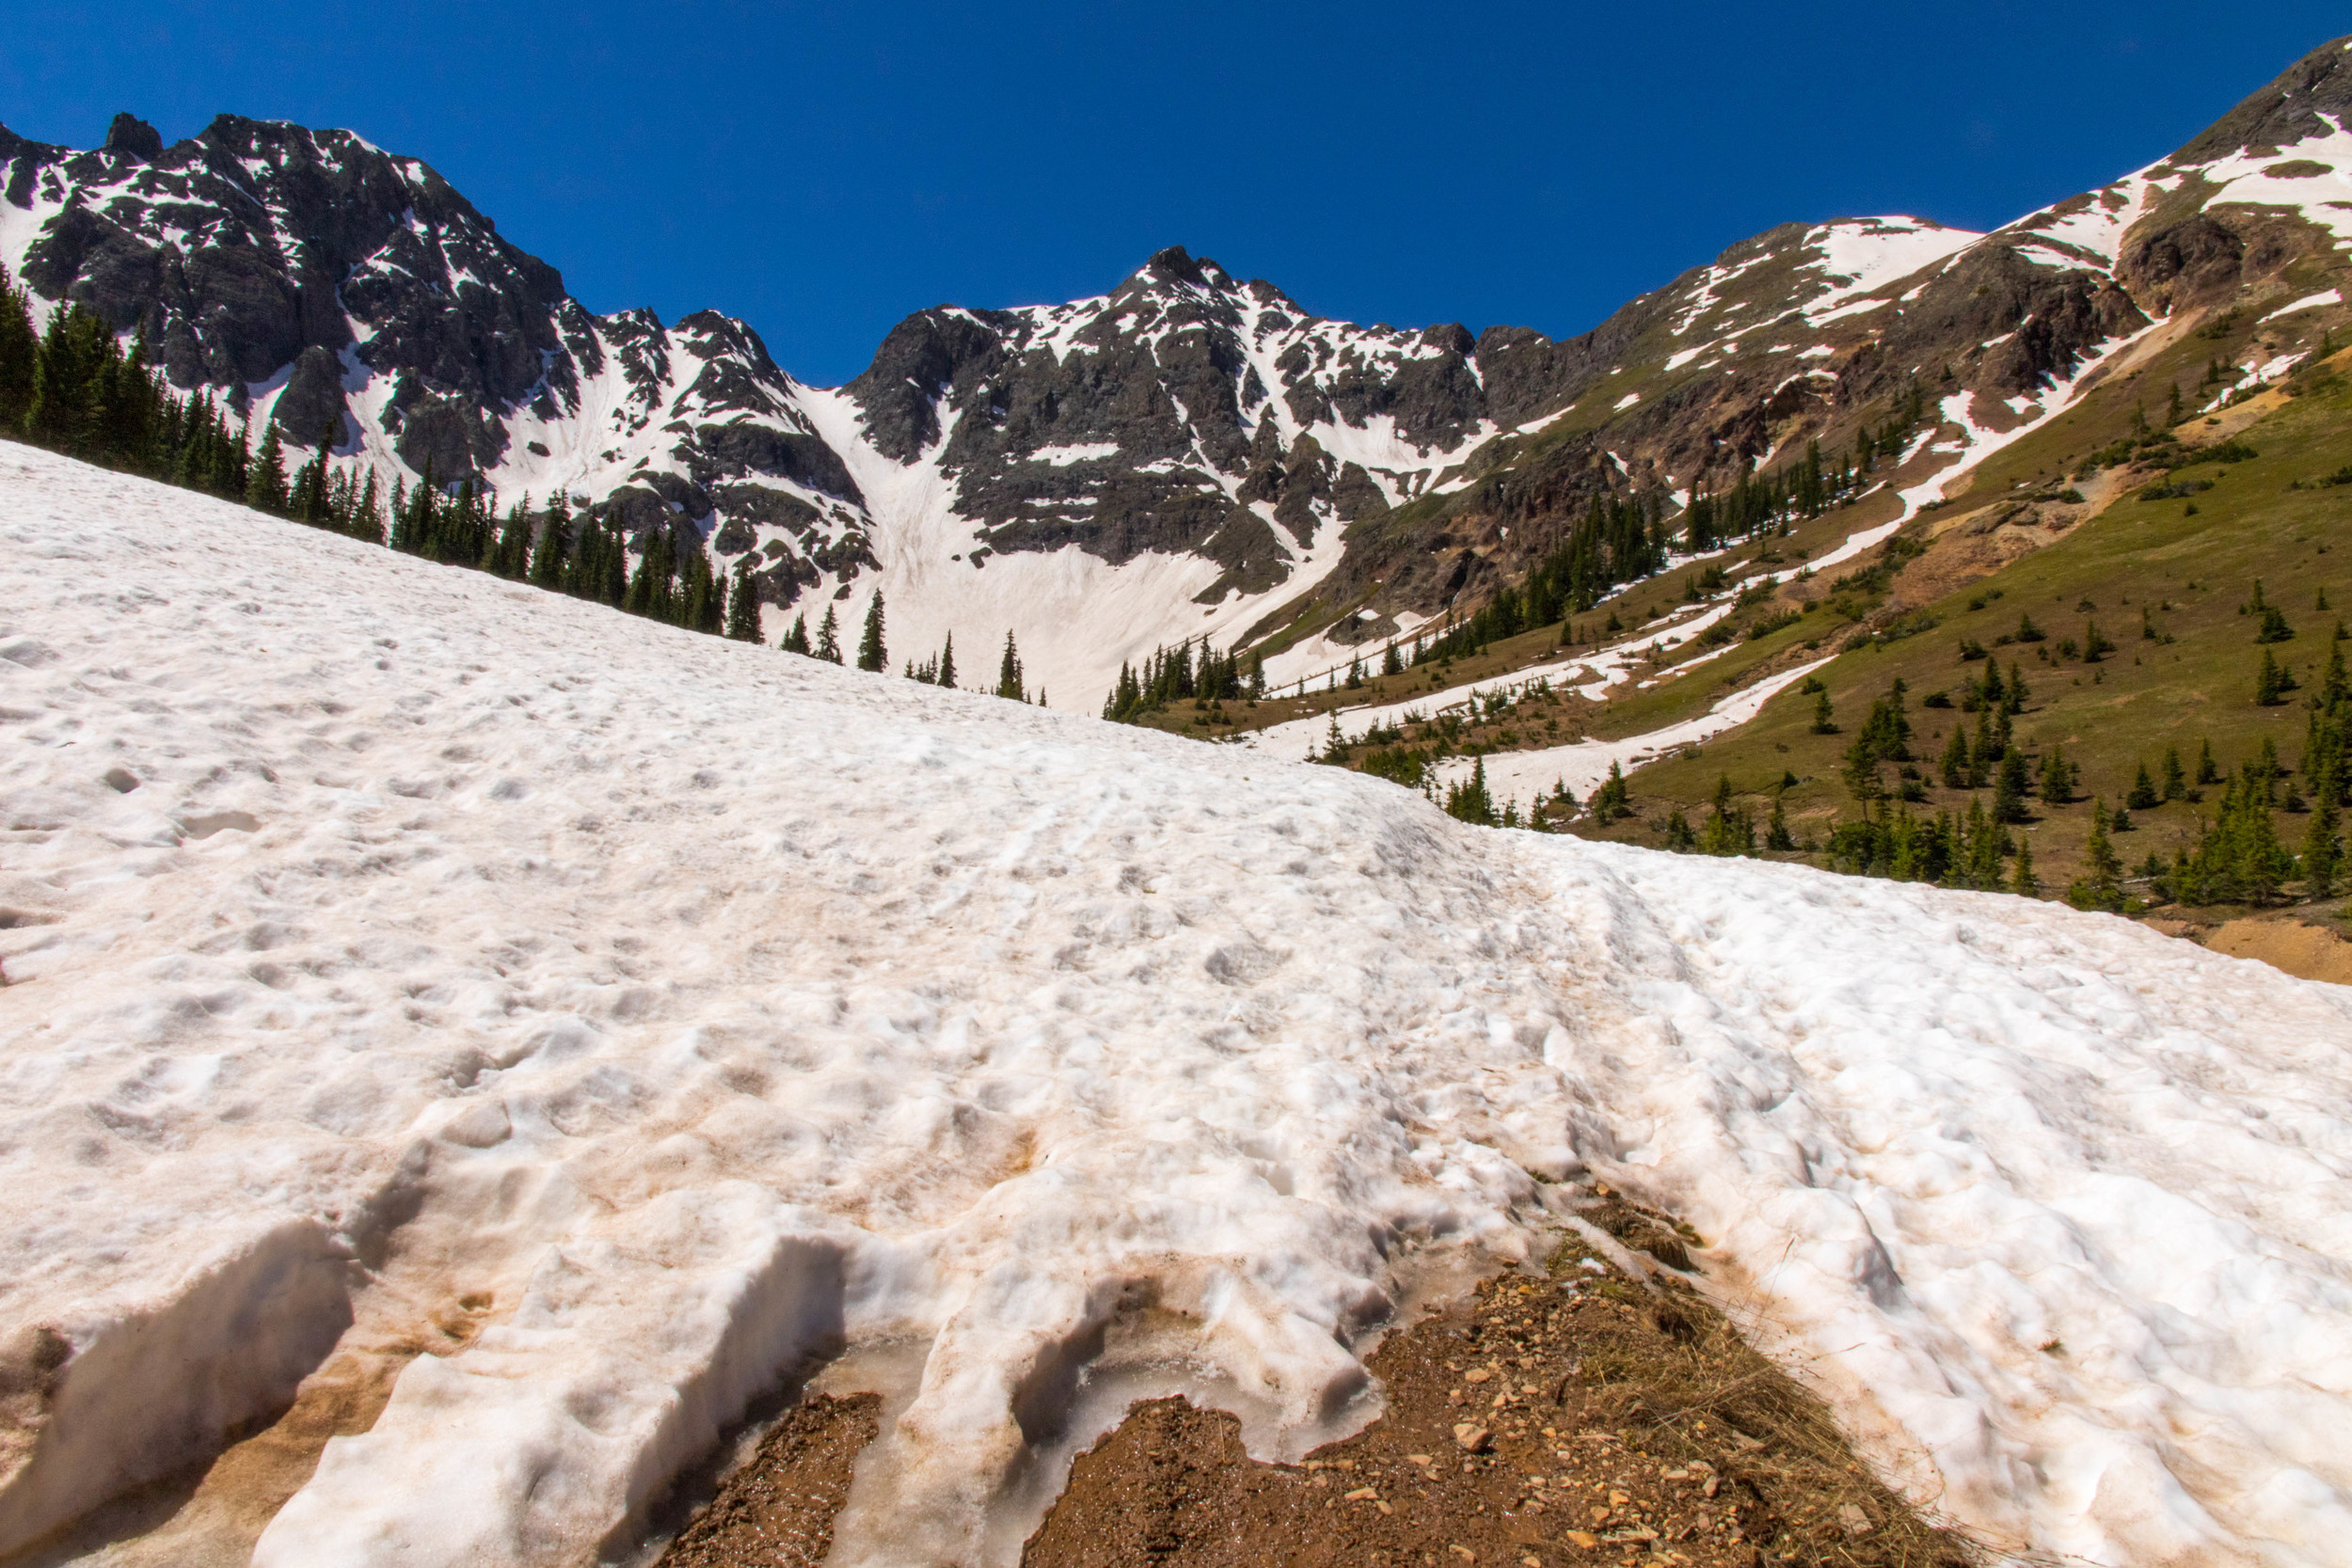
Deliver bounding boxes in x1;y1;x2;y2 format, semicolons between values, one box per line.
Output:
3;450;2351;1568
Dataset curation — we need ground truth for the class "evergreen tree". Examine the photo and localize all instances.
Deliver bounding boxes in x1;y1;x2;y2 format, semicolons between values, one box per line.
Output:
2256;647;2296;705
2197;737;2221;785
2010;834;2040;896
2305;766;2343;898
780;611;811;656
492;498;532;577
937;632;957;689
1443;756;1498;826
816;605;843;664
2040;743;2074;806
245;420;288;513
723;557;762;641
1940;725;1970;790
392;461;436;554
1589;761;1631;824
1994;749;2031;824
22;306;91;451
1765;792;1794;851
996;630;1025;700
1810;689;1837;735
0;264;36;430
2126;761;2160;811
1382;641;1403;677
531;496;571;590
2161;745;2186;801
857;592;887;671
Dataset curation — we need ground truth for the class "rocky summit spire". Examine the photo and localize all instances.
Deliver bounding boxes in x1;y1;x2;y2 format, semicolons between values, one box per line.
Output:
103;112;162;162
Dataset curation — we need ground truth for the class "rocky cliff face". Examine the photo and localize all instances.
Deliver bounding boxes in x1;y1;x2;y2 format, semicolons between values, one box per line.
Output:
5;36;2348;704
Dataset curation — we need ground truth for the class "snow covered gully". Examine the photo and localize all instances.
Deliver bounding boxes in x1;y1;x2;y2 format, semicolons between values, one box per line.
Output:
2;446;2348;1568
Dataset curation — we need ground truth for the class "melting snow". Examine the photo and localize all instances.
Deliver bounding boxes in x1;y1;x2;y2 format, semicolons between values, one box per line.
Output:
2265;288;2343;321
4;410;2352;1568
1026;442;1121;467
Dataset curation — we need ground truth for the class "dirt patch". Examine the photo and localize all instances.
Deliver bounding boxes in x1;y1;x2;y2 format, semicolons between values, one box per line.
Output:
1024;1210;1974;1568
2206;915;2352;985
0;1339;413;1568
653;1393;879;1567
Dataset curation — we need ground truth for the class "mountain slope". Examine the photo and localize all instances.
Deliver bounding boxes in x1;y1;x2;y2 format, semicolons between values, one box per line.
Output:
5;40;2349;722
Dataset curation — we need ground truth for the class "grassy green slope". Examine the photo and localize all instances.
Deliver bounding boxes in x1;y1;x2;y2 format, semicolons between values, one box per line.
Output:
1596;358;2352;903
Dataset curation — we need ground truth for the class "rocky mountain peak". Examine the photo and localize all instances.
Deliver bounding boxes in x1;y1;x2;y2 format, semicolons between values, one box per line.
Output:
2172;34;2352;165
102;112;162;162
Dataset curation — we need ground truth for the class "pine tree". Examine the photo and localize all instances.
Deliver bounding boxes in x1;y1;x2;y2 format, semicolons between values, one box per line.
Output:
816;605;843;664
2069;800;2125;911
2040;743;2074;806
1443;756;1498;826
2161;745;2186;801
1810;689;1837;735
996;630;1025;701
1940;725;1970;790
2256;647;2294;705
781;611;811;656
531;496;571;589
0;263;36;430
2306;764;2344;898
1590;761;1631;824
1381;641;1403;677
723;557;762;641
392;461;435;553
2010;835;2040;896
2197;737;2221;786
937;632;957;689
857;592;887;671
1994;749;2030;824
22;307;89;451
2127;761;2160;811
1765;792;1794;851
245;420;288;514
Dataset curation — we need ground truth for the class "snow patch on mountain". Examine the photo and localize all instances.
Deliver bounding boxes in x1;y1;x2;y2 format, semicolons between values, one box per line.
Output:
1797;217;1982;322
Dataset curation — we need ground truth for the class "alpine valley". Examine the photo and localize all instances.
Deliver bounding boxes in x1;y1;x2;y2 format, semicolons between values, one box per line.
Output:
8;28;2352;1568
8;34;2348;721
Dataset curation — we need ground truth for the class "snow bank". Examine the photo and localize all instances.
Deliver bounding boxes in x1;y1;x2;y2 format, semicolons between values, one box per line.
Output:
1430;656;1832;809
3;448;2350;1568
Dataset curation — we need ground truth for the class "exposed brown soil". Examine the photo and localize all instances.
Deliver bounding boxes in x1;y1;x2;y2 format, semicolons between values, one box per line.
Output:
1025;1199;1974;1568
654;1393;879;1568
2204;912;2352;985
638;1197;1973;1568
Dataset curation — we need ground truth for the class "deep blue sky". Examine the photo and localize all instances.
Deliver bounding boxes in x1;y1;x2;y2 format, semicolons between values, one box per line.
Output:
4;3;2344;385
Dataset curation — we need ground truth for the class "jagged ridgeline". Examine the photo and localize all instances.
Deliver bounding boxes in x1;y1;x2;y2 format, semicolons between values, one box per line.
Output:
5;37;2352;709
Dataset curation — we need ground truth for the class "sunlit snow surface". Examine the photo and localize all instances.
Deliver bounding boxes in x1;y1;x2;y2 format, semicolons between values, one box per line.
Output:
4;449;2351;1568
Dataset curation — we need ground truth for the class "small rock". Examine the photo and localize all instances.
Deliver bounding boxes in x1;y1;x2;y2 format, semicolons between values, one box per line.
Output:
1839;1502;1874;1537
1453;1422;1491;1452
1344;1486;1378;1500
1564;1529;1599;1548
1464;1368;1493;1384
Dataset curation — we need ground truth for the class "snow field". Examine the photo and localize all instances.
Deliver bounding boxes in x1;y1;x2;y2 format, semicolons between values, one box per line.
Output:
2;448;2350;1567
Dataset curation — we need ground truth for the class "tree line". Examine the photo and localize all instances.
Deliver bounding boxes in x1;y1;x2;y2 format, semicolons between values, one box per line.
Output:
0;263;1059;700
